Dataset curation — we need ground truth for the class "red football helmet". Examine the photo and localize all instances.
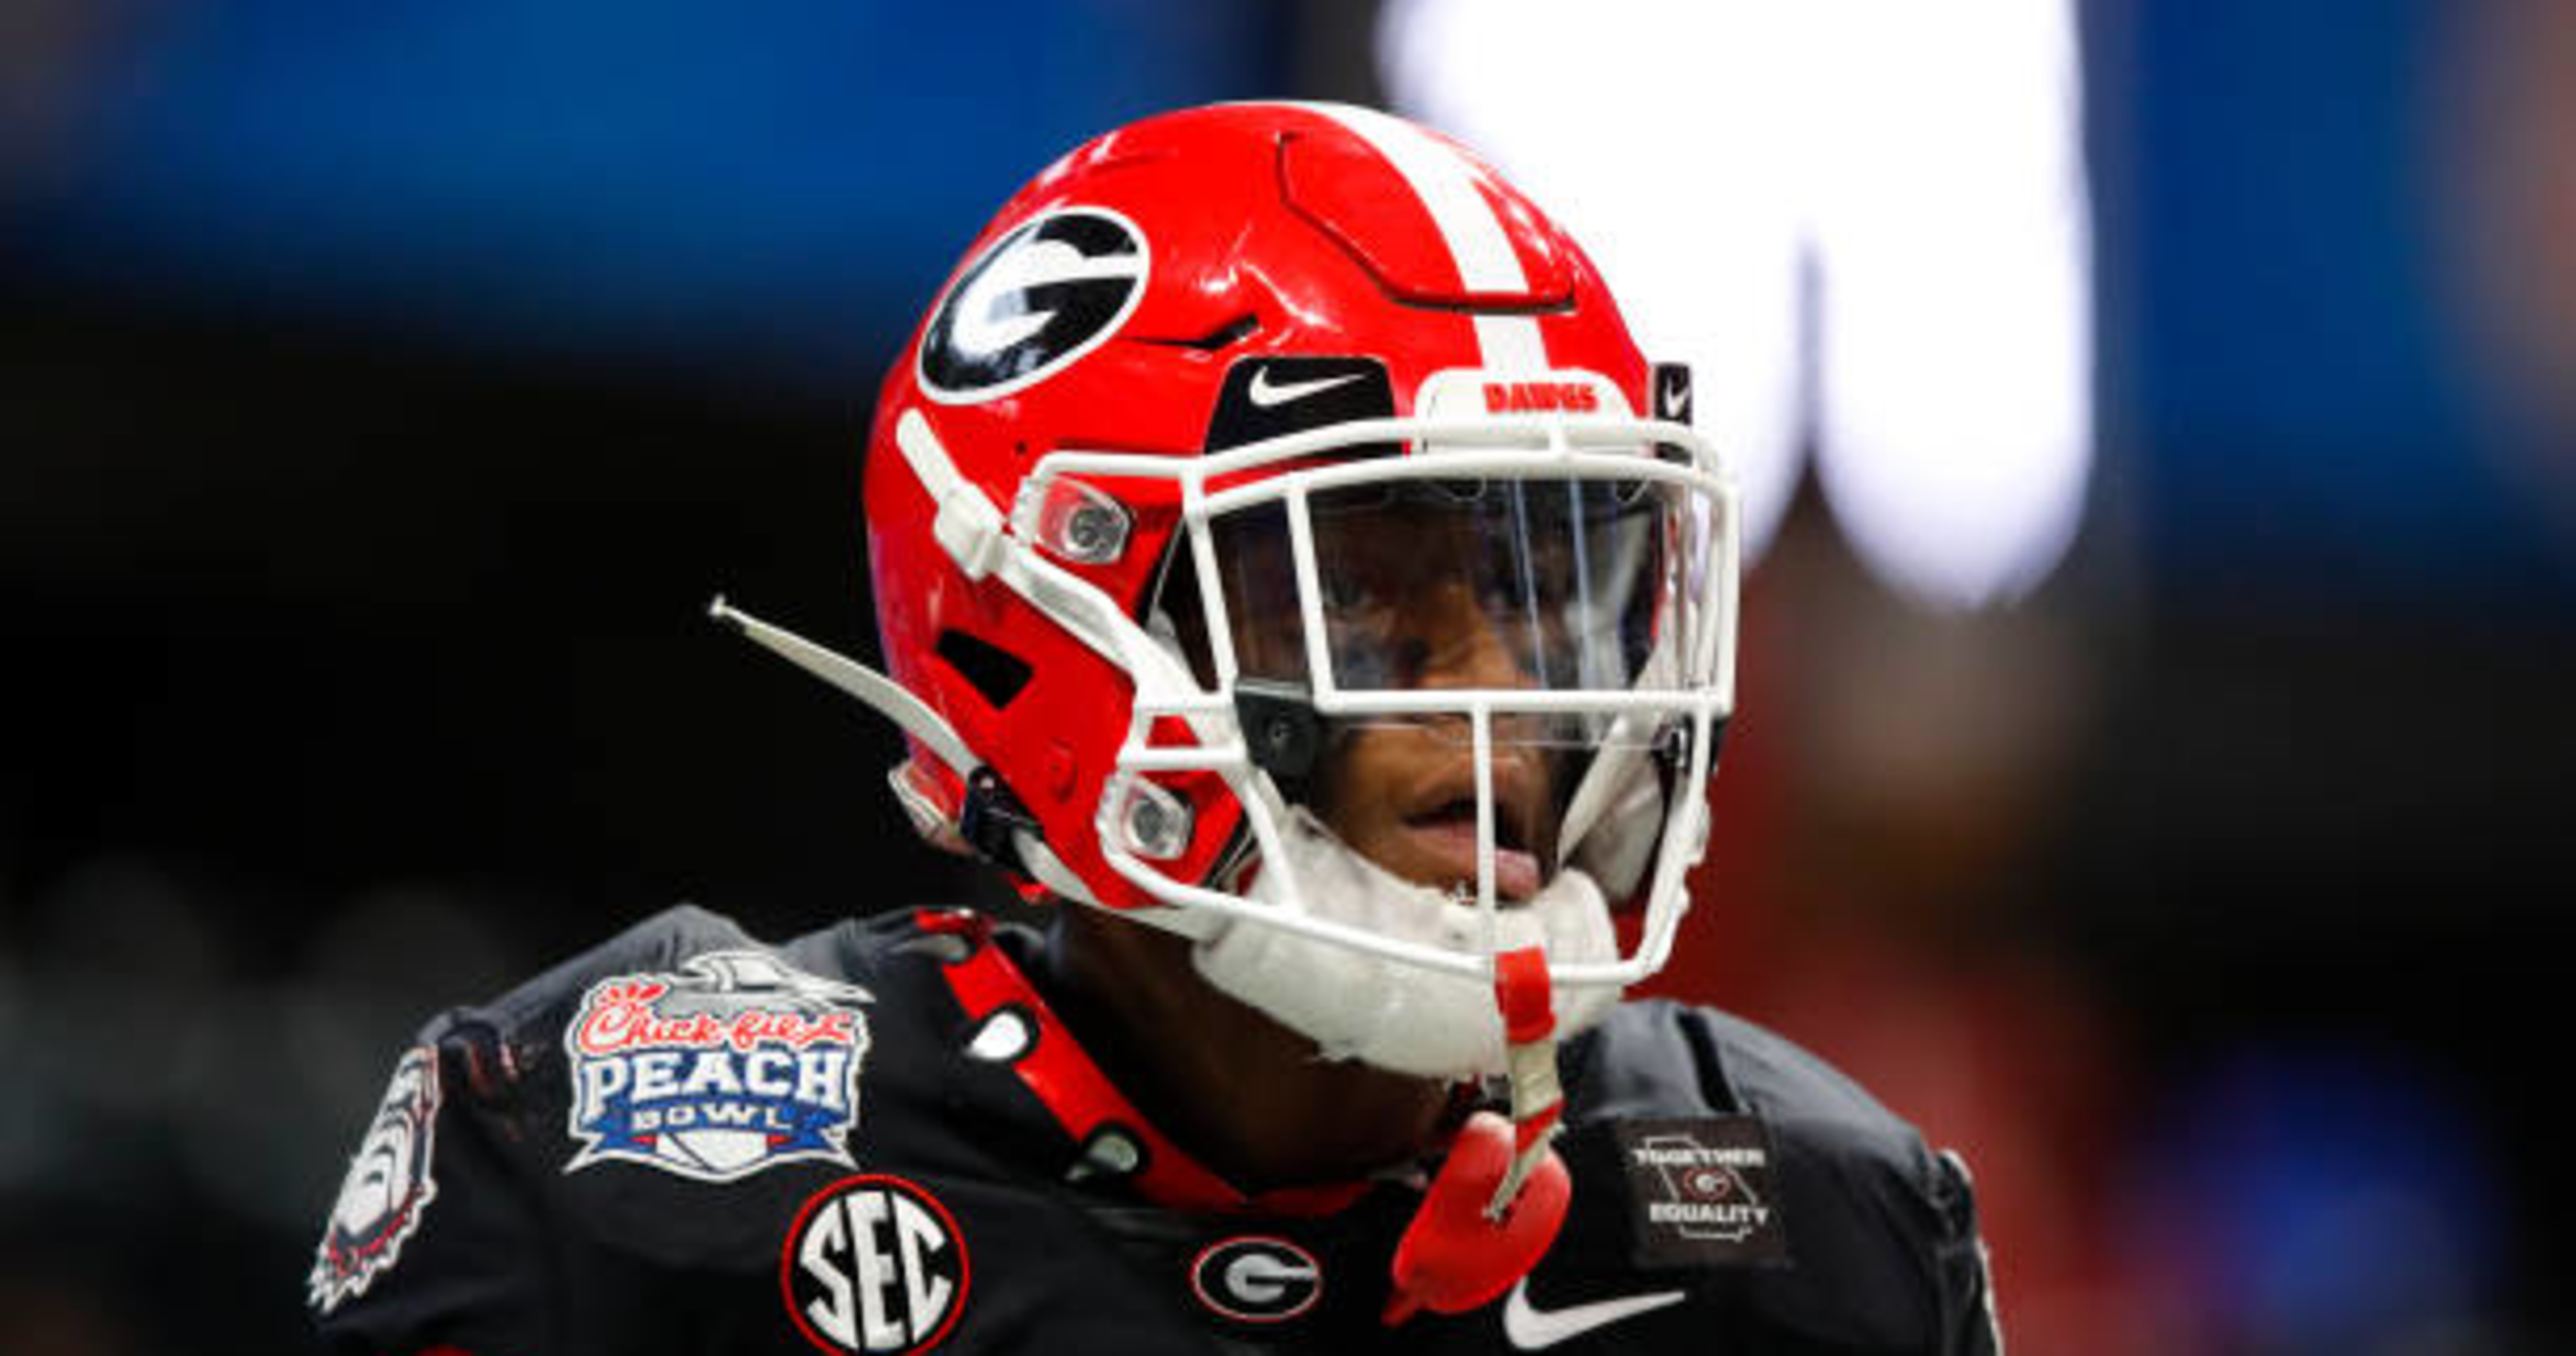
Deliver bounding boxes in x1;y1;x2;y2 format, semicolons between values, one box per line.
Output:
729;102;1738;1071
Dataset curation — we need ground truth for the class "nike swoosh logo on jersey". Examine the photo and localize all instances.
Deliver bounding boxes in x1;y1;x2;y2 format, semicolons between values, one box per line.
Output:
1246;367;1367;407
1502;1278;1688;1350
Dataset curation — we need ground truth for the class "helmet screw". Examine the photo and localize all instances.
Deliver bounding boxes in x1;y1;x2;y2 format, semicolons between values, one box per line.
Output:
1066;503;1120;555
1122;785;1193;860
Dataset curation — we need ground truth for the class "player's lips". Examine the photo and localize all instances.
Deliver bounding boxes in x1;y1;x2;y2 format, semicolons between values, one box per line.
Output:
1398;765;1547;901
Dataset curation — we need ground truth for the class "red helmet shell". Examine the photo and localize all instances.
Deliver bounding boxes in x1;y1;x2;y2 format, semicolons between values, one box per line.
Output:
863;102;1651;909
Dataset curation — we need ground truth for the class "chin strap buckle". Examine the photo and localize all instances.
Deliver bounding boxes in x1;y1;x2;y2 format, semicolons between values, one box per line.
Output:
1382;946;1571;1325
957;765;1045;879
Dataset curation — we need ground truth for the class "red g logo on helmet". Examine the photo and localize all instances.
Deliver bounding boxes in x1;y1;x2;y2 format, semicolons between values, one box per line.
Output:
917;206;1149;404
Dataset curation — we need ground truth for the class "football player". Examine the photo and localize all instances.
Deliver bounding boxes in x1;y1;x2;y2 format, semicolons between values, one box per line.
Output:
310;102;2000;1355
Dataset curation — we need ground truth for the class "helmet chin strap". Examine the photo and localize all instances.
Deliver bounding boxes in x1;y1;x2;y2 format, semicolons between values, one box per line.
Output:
1384;945;1571;1325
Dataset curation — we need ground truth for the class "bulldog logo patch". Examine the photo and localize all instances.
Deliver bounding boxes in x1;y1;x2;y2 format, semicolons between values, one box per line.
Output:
309;1044;443;1314
565;950;874;1182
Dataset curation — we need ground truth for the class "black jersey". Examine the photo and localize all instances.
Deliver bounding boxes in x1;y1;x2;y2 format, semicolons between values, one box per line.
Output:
308;904;2000;1355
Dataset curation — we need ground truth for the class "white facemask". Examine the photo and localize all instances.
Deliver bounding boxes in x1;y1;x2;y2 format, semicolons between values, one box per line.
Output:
1188;809;1623;1080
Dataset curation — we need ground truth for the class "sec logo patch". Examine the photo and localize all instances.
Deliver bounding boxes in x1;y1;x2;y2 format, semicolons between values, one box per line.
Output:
782;1175;969;1355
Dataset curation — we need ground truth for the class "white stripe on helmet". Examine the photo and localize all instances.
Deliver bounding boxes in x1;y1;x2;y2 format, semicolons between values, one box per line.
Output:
1300;102;1549;372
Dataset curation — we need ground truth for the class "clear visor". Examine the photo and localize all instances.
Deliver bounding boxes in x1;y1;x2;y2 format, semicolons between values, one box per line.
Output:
1206;473;1713;746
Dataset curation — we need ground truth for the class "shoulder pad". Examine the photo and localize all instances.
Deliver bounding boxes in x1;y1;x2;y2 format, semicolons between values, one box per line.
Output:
1570;1000;1995;1351
409;902;889;1139
472;902;767;1040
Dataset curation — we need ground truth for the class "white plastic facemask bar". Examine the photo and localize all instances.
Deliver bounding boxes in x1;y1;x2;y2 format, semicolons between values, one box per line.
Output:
1548;565;1691;875
1704;485;1743;715
1628;704;1723;978
1306;689;1723;717
1283;479;1337;707
1032;412;1714;490
1474;704;1500;952
1622;487;1737;978
1184;491;1245;689
1541;702;1716;984
1200;453;1720;521
1098;831;1651;987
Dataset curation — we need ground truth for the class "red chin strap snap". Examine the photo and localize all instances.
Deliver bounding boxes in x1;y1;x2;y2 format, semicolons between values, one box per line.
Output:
1383;946;1571;1325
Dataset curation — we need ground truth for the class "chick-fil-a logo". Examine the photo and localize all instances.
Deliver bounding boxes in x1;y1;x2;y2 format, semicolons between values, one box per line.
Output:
575;981;858;1056
565;950;874;1182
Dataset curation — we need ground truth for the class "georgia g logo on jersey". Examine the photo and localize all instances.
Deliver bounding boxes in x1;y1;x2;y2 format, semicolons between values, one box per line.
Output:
917;206;1148;404
1188;1236;1323;1324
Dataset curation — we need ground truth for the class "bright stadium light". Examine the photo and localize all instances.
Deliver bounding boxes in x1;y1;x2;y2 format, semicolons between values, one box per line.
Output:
1380;0;2092;610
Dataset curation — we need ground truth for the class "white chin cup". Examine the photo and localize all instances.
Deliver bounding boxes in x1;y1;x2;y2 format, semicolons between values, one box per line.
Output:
1188;810;1623;1080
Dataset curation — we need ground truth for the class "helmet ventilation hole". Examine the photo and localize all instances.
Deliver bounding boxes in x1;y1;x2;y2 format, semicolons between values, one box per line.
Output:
1135;313;1262;352
935;629;1034;710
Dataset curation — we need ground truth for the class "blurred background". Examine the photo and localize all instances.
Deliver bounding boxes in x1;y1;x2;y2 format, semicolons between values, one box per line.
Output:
3;1;2570;1352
